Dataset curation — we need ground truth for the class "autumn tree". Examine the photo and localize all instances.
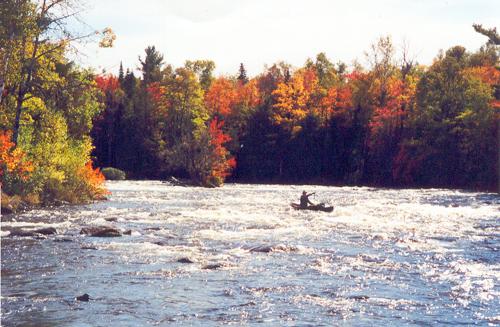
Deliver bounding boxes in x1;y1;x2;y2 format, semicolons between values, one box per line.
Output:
394;46;498;188
92;74;124;167
185;60;215;91
205;77;238;117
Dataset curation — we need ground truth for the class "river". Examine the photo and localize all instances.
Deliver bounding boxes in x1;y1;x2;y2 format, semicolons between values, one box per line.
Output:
1;181;499;326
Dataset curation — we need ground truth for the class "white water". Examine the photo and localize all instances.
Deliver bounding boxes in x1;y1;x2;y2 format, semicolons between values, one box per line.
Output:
1;181;499;326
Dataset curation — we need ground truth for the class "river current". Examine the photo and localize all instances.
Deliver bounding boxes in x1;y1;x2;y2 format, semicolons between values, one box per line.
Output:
1;181;499;326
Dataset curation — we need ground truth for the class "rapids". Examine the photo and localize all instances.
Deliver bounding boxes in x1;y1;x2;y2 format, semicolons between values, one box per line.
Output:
1;181;499;326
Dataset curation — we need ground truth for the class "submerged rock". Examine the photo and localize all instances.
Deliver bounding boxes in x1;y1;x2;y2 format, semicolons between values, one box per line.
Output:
165;176;196;187
8;227;57;237
35;227;57;235
9;229;37;237
202;263;224;270
104;217;118;222
81;245;98;250
76;293;90;302
80;226;121;237
177;257;195;264
1;205;14;215
347;295;370;301
53;237;73;243
249;244;297;253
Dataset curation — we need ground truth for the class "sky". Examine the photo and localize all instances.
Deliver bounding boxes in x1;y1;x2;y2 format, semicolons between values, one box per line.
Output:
76;0;498;77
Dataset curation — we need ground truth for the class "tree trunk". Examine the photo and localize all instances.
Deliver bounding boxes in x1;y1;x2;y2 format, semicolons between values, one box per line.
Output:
12;0;46;146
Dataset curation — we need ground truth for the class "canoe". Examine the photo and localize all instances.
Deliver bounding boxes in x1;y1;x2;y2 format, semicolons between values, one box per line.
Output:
291;203;334;212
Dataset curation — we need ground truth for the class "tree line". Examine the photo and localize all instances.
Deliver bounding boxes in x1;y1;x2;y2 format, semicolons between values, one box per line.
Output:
92;28;499;190
1;0;499;209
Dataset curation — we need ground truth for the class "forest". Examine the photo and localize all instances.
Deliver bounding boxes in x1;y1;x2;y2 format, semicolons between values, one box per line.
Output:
1;0;499;209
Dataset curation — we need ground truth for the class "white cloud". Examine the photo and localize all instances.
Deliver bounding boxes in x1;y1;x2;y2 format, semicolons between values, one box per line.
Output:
75;0;499;77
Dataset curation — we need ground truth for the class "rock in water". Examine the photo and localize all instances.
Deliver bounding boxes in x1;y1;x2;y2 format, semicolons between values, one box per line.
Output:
202;263;224;270
177;257;195;264
76;293;90;302
81;245;98;250
9;227;57;237
80;226;122;237
9;229;37;237
249;244;297;253
34;227;57;235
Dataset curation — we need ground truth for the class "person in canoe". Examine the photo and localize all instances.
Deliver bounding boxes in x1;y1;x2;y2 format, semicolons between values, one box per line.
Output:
300;191;315;209
291;192;334;212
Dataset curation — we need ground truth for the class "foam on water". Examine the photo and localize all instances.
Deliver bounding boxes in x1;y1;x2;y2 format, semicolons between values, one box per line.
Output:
1;180;499;326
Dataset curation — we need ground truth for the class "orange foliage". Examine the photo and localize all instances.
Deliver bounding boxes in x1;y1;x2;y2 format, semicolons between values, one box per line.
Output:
346;70;367;82
95;74;120;93
208;118;236;183
78;161;109;198
336;86;353;110
301;69;318;94
236;79;260;109
317;87;337;122
0;131;33;182
205;77;238;116
323;85;353;120
369;75;416;138
463;66;500;86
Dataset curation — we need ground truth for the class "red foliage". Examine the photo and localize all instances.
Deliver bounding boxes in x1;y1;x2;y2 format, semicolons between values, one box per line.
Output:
369;77;414;141
336;86;353;111
146;82;166;104
208;118;236;183
0;130;33;182
95;74;120;93
345;70;367;82
302;69;318;94
392;145;427;184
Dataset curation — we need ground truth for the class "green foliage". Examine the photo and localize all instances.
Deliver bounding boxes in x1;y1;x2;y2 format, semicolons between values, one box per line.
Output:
398;45;498;188
90;32;498;191
0;0;106;203
101;167;126;180
18;106;101;203
140;46;165;85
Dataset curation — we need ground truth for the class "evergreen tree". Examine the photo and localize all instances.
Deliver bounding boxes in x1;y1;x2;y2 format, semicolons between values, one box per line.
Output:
139;46;164;85
118;61;124;83
238;63;249;84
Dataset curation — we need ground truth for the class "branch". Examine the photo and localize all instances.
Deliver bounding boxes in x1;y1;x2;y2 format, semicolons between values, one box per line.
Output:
34;31;97;60
473;24;500;46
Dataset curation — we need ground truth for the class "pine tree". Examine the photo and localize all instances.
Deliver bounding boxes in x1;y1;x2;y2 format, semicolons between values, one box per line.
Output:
118;61;124;83
139;46;164;85
238;63;249;84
